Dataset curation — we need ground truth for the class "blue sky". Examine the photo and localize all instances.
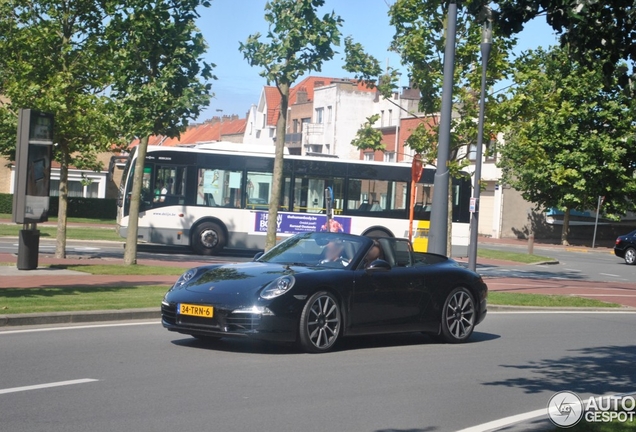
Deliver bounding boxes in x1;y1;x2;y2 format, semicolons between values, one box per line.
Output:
195;0;559;121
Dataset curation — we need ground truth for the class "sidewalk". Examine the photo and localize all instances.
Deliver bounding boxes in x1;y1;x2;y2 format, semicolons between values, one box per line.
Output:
1;235;635;327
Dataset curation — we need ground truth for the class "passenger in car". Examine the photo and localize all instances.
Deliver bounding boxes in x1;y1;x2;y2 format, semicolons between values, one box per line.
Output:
362;241;383;267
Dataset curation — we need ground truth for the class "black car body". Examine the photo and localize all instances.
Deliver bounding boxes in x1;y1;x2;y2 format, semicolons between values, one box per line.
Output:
162;232;488;353
614;230;636;264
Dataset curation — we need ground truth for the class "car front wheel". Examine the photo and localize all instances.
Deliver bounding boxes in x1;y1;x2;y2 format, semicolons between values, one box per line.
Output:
298;291;341;353
625;247;636;265
439;287;476;343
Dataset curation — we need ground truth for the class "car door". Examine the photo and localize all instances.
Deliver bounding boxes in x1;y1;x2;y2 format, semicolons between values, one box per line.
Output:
349;238;432;334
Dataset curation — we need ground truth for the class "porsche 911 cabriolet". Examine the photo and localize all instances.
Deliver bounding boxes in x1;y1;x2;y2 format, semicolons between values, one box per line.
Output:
161;232;488;353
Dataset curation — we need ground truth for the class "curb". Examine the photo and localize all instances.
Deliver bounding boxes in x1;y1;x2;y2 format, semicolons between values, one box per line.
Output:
488;304;636;312
0;308;160;327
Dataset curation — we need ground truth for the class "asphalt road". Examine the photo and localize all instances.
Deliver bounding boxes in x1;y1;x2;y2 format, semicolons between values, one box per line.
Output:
1;312;635;432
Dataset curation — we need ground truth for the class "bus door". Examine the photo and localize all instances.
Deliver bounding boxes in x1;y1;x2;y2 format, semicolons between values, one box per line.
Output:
152;165;187;208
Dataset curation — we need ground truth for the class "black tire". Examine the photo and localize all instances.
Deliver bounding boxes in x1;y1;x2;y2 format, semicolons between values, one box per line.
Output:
625;247;636;265
438;287;476;344
298;291;341;353
192;222;225;255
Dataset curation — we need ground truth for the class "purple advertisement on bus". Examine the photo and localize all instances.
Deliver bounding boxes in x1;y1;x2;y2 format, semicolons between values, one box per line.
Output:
254;211;352;234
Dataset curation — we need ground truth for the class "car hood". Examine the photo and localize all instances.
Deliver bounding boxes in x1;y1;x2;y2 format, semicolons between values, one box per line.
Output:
180;262;315;297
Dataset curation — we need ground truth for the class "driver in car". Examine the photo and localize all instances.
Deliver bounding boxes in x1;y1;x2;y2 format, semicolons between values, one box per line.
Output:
319;241;350;266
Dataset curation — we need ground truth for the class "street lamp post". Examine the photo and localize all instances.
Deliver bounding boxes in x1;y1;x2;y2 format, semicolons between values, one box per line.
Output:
467;11;492;271
427;0;458;256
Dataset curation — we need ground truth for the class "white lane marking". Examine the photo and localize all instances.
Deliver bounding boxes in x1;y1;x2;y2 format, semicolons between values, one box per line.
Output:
564;268;581;272
600;273;620;277
0;321;159;335
456;408;546;432
0;379;98;395
458;391;636;432
73;247;100;251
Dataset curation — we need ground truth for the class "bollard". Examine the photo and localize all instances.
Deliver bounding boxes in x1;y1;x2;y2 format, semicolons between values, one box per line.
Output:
528;233;534;255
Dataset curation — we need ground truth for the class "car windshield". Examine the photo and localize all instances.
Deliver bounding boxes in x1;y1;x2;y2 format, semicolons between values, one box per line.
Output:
258;232;369;268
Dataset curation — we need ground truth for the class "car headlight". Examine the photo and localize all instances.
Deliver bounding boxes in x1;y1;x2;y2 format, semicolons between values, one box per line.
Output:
173;268;198;289
260;275;296;300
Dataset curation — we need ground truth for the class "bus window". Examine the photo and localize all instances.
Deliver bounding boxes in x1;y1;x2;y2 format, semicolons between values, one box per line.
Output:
197;168;242;208
293;176;344;214
347;179;408;217
154;165;187;208
246;171;272;210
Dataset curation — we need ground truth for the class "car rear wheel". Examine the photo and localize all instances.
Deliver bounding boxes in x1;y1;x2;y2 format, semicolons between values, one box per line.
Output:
192;222;225;255
298;291;341;353
625;247;636;265
438;287;476;343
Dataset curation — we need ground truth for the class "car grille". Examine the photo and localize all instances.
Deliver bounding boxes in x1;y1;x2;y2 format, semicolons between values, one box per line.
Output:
162;304;261;333
225;313;261;332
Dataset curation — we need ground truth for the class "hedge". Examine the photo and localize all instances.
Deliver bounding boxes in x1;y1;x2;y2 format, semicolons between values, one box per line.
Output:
0;193;117;220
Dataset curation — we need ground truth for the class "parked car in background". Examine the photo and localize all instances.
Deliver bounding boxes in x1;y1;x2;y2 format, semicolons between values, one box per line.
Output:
614;230;636;264
161;232;488;353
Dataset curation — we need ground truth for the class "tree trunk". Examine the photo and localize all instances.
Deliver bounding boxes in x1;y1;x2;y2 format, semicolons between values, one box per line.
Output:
561;207;571;246
265;82;290;251
123;136;150;265
55;142;69;259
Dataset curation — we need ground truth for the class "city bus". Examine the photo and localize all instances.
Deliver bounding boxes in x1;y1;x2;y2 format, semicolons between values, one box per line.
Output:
116;143;471;255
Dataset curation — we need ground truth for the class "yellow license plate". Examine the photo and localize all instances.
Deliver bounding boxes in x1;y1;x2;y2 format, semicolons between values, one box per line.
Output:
178;303;213;318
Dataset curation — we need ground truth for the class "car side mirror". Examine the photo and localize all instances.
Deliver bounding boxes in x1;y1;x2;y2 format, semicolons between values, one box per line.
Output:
253;251;264;261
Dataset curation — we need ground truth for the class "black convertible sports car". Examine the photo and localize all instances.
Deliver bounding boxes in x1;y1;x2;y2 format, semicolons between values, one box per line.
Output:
162;232;488;353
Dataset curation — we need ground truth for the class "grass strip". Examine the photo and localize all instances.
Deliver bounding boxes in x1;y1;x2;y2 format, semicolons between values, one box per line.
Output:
478;248;555;263
49;264;187;276
0;224;123;242
0;214;116;225
0;285;168;314
489;292;622;308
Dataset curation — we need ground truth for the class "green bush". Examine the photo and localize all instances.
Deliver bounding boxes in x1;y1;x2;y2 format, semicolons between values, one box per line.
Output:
0;193;116;220
0;193;12;214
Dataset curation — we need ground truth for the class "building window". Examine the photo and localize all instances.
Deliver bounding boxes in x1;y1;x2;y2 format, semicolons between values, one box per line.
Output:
315;107;324;124
363;152;374;161
388;109;393;126
384;152;396;163
380;110;385;127
485;140;497;161
327;106;332;123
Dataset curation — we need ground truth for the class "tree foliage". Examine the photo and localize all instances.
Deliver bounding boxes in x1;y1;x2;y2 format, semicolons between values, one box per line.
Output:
388;0;516;170
105;0;214;265
350;114;385;152
240;0;342;251
497;46;636;243
488;0;636;90
0;0;123;258
0;0;213;263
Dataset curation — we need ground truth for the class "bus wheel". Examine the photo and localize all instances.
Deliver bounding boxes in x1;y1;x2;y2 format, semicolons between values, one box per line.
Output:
192;222;225;255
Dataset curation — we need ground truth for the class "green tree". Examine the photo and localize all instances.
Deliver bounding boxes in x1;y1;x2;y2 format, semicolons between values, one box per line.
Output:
488;0;636;89
389;0;514;162
0;0;123;258
105;0;214;265
497;46;636;244
240;0;342;251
